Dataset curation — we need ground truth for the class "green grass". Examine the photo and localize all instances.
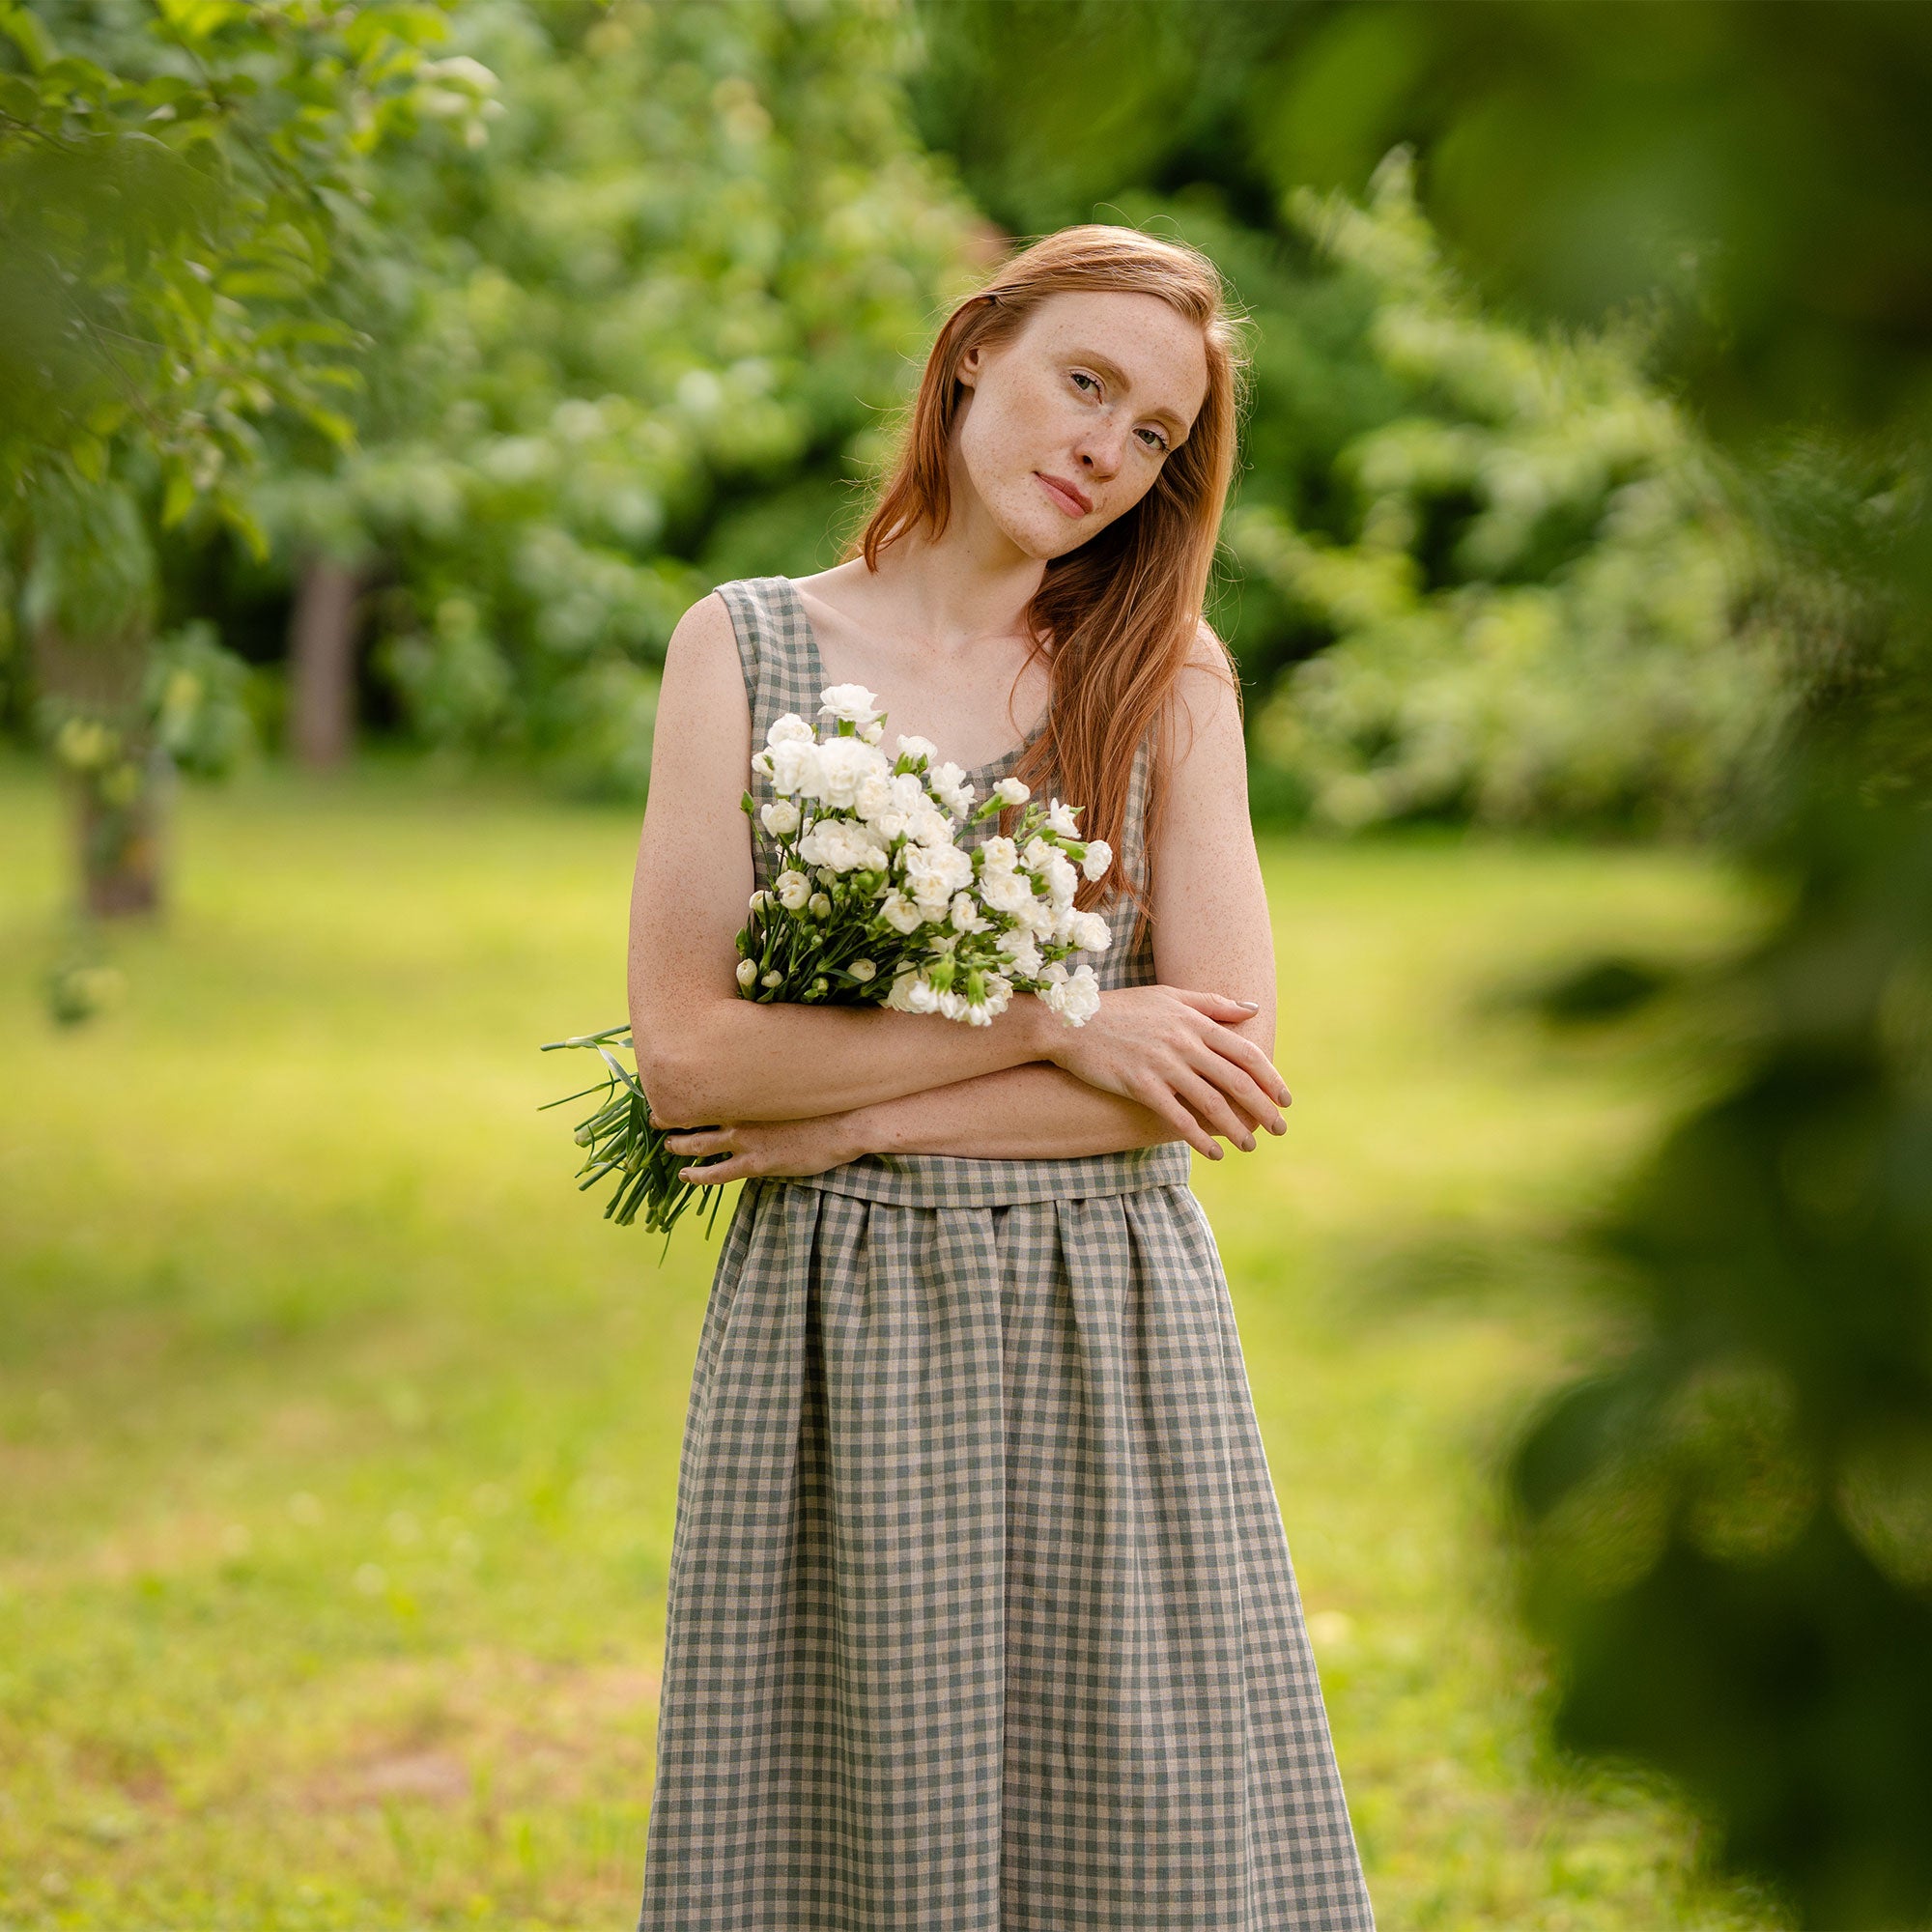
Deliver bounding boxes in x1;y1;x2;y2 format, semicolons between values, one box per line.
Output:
0;753;1789;1931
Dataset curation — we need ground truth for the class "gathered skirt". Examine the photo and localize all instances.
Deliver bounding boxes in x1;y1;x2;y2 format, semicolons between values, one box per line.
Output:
637;1171;1375;1931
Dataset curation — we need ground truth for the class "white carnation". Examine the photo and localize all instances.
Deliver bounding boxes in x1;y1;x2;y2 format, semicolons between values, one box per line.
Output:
928;761;975;818
998;927;1042;978
879;891;925;935
901;841;975;912
1045;797;1082;838
818;683;884;727
768;738;821;797
848;958;877;983
949;892;988;934
775;869;810;911
993;776;1030;806
1042;851;1079;907
808;892;833;919
1040;961;1101;1026
799;816;889;874
910;804;955;850
760;799;801;837
980;867;1036;916
1068;909;1112;952
750;749;775;779
809;735;889;809
905;977;941;1015
767;713;816;746
895;733;938;764
1079;838;1113;882
1020;835;1055;870
979;835;1018;874
937;988;968;1023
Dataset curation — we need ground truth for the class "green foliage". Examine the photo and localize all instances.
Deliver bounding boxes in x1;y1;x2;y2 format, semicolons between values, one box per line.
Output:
258;0;982;794
1229;154;1791;836
0;0;493;534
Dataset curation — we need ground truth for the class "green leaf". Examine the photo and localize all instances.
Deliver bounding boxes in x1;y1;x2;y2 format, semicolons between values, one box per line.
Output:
0;5;58;71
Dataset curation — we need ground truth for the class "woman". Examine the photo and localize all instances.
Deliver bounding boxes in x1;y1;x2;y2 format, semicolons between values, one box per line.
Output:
629;226;1375;1931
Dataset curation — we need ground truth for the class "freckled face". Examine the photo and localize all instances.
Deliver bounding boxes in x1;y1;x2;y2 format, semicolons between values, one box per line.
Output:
952;290;1209;561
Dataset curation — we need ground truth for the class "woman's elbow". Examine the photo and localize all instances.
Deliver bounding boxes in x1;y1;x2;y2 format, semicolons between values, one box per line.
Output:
631;1001;720;1123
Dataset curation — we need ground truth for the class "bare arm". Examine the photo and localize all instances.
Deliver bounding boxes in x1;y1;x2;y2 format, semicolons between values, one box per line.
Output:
663;625;1293;1178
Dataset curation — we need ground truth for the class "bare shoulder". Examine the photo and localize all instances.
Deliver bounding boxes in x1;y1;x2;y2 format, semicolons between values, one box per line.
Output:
663;588;741;681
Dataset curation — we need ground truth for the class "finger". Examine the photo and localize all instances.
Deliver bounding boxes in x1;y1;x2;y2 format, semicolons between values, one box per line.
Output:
1168;986;1264;1021
1171;1066;1258;1152
1177;1039;1285;1133
665;1127;732;1154
1199;1029;1293;1110
680;1155;743;1183
1132;1076;1222;1159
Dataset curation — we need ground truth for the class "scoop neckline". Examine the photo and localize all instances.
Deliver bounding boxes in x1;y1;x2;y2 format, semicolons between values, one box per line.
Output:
778;575;1048;780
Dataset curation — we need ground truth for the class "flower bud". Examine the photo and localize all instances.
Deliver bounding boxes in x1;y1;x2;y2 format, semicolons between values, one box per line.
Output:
735;958;758;988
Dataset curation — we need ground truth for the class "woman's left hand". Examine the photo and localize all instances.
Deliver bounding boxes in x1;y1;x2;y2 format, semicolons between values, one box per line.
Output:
658;1111;865;1184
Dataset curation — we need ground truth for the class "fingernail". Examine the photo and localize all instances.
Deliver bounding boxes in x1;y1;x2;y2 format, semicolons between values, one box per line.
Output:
1237;999;1260;1011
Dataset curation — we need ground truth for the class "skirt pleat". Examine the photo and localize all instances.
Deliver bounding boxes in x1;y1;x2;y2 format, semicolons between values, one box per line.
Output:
638;1175;1374;1930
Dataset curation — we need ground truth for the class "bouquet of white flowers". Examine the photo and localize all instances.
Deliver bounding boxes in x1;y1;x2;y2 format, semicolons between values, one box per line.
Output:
543;682;1115;1236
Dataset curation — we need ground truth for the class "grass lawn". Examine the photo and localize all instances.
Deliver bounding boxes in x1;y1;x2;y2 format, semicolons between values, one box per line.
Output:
0;753;1789;1931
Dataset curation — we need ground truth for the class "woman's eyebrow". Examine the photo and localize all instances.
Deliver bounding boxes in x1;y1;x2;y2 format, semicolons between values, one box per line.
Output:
1068;347;1191;435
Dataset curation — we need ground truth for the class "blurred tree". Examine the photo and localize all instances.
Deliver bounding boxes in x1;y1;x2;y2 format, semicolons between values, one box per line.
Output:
0;0;490;910
1296;9;1932;1927
248;0;985;796
1231;151;1789;835
906;0;1783;831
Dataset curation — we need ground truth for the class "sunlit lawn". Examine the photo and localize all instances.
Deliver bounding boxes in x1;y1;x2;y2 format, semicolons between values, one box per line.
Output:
0;752;1787;1931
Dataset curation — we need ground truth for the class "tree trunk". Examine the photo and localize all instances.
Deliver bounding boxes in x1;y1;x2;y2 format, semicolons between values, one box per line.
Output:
31;619;168;920
288;554;362;767
75;744;172;918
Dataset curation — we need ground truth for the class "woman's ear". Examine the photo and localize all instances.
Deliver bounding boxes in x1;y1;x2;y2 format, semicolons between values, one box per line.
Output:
956;343;981;389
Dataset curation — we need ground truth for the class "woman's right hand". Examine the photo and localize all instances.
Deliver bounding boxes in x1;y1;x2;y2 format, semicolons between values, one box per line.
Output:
1038;984;1292;1159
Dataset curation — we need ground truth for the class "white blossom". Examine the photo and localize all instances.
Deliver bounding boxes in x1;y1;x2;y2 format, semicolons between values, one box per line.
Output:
979;835;1018;874
1078;838;1113;882
980;867;1036;916
879;891;925;935
749;889;771;912
1042;851;1079;907
818;683;884;727
949;892;988;934
799;816;889;874
1045;797;1082;838
807;735;890;809
775;869;810;911
1067;909;1112;952
735;958;758;987
1040;961;1101;1026
848;958;877;983
768;738;821;796
760;969;782;988
895;733;938;764
808;892;833;919
750;749;775;779
905;977;941;1015
998;927;1042;978
901;841;975;912
767;713;816;746
993;776;1030;806
928;760;974;818
760;799;801;837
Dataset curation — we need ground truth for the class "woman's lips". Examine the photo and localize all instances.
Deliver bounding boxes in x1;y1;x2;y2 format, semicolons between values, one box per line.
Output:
1034;471;1092;517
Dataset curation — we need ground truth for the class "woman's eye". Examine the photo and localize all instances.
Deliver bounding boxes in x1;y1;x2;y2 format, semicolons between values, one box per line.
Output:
1137;427;1169;453
1069;370;1099;395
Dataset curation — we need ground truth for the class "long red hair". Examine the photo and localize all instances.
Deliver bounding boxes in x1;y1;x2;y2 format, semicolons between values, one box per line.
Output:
843;224;1250;946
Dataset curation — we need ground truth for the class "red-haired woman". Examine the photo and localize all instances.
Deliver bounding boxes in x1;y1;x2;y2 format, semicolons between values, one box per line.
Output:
630;226;1375;1930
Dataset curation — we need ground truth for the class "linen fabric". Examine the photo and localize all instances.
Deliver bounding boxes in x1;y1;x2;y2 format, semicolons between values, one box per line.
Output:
637;576;1375;1930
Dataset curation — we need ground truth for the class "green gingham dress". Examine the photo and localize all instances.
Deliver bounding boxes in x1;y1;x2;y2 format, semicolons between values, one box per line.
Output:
637;576;1374;1931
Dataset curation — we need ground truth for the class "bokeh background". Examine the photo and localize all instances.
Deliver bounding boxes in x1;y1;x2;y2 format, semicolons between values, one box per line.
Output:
3;3;1929;1928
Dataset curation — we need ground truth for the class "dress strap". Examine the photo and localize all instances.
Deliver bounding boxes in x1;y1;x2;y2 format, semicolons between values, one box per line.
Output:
715;577;818;753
